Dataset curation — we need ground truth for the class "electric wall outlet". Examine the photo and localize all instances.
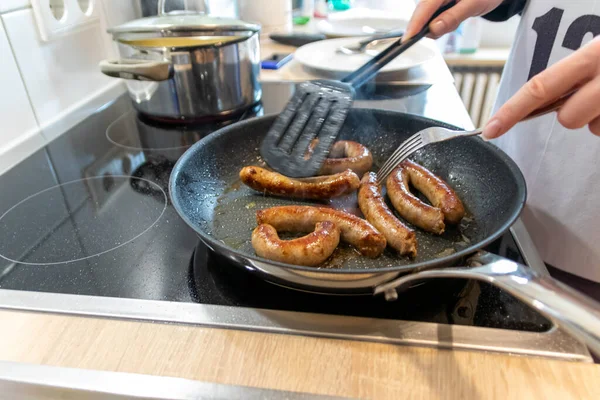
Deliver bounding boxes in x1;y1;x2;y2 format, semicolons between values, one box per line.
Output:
31;0;100;41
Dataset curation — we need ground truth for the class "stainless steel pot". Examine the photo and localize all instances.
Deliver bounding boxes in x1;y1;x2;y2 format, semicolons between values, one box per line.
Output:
100;11;261;122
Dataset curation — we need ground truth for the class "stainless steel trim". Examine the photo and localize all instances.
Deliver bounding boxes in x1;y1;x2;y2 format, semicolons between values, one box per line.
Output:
0;288;591;362
0;361;344;400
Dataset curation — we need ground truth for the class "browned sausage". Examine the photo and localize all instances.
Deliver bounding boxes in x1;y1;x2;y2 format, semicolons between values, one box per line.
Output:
256;205;386;258
401;160;465;224
308;140;373;176
240;166;360;199
251;221;340;267
386;166;445;234
358;172;417;257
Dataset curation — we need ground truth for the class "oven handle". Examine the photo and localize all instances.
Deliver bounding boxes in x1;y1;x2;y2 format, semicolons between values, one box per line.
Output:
374;251;600;356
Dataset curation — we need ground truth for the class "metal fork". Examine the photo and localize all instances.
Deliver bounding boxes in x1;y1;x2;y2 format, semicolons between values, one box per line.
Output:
376;93;574;183
337;30;404;55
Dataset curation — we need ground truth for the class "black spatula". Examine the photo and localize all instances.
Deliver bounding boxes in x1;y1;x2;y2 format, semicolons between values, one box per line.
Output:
260;1;456;178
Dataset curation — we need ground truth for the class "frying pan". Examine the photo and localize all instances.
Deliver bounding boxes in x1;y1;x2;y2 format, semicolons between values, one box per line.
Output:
171;108;600;354
170;108;526;292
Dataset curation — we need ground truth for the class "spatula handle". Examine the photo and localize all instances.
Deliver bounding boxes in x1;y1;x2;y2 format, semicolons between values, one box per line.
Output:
341;0;457;88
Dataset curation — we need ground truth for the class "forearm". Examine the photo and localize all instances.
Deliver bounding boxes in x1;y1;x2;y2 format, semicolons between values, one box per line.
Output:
482;0;527;22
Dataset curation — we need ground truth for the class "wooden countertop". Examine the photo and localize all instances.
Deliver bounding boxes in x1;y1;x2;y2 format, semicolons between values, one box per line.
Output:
0;310;599;399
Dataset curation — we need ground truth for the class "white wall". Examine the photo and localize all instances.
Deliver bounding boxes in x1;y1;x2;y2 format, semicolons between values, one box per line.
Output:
0;0;136;174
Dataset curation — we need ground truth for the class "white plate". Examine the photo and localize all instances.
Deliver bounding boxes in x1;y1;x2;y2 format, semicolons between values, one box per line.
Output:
294;37;437;78
316;17;408;37
315;6;413;37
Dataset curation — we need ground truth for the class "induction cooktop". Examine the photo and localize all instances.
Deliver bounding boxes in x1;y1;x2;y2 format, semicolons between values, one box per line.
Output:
0;82;590;361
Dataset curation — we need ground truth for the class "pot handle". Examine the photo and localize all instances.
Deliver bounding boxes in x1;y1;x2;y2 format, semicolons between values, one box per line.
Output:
374;252;600;356
99;59;173;81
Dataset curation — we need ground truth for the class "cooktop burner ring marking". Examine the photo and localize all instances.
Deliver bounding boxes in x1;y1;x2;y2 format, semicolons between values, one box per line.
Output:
0;175;167;266
106;111;198;152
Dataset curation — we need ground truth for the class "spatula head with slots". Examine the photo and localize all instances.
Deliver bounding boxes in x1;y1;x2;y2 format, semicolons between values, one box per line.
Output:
259;1;457;178
260;79;354;178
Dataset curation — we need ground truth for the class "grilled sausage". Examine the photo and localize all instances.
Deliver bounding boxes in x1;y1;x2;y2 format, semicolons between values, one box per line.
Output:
358;172;417;257
252;221;340;267
256;205;387;258
386;166;446;234
308;140;373;176
240;166;360;200
401;160;465;224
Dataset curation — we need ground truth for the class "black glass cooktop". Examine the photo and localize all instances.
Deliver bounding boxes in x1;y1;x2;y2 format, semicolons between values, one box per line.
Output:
0;82;550;332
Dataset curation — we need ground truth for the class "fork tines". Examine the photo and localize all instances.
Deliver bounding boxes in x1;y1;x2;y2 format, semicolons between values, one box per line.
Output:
376;133;424;183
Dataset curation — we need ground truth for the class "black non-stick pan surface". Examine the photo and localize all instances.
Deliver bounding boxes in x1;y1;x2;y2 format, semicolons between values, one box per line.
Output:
170;109;526;274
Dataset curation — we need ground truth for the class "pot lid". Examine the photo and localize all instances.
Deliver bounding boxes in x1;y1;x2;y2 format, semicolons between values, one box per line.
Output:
108;13;260;35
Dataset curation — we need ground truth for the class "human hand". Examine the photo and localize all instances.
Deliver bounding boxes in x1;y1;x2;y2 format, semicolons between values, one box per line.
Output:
403;0;504;41
483;38;600;138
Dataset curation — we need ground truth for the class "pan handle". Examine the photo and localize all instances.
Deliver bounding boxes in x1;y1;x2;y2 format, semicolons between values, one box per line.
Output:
99;59;173;81
374;252;600;356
